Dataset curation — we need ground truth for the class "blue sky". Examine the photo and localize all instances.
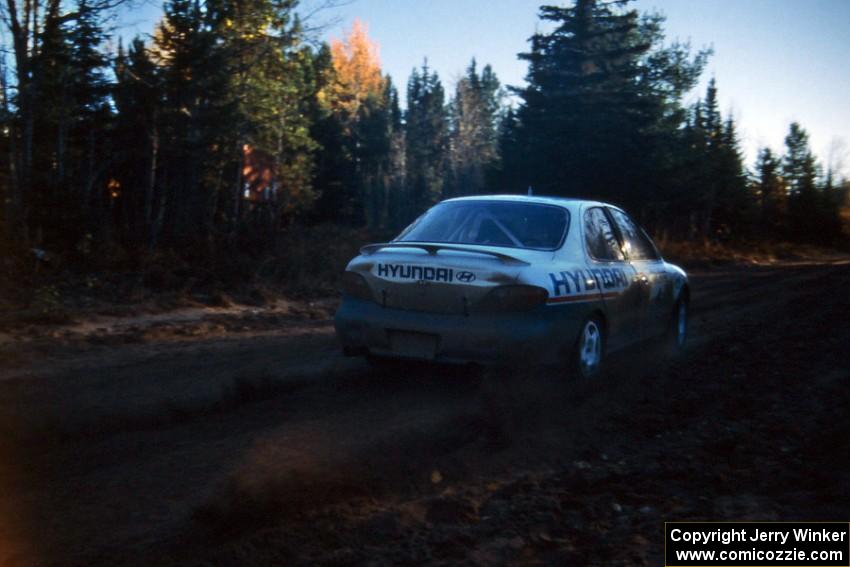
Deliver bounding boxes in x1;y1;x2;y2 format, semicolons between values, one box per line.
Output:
119;0;850;174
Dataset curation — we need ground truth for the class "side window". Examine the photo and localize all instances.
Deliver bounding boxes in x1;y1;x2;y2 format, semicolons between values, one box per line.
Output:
584;207;624;261
607;209;660;261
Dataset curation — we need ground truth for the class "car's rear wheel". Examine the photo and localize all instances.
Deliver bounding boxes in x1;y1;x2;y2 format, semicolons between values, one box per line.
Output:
572;316;605;380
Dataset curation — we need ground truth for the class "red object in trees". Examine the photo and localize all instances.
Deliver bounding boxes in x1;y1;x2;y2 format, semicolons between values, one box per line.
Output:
242;144;277;202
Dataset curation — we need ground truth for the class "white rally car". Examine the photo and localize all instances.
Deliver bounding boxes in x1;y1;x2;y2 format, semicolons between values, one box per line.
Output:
334;195;689;378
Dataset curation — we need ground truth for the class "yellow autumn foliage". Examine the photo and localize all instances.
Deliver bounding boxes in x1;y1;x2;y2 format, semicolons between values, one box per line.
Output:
324;19;385;121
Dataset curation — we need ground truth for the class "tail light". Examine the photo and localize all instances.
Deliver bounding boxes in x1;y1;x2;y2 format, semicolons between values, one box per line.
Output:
475;285;549;312
341;271;373;301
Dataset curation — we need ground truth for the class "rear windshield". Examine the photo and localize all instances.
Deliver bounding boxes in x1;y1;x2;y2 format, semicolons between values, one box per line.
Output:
395;201;569;251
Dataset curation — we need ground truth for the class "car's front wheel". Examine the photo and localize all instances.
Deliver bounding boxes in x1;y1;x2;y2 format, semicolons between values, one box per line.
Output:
572;316;605;380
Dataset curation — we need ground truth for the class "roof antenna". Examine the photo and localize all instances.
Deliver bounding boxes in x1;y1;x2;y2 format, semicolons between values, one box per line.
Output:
527;185;533;196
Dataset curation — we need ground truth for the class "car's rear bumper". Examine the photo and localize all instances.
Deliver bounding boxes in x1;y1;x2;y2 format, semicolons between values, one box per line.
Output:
334;297;589;365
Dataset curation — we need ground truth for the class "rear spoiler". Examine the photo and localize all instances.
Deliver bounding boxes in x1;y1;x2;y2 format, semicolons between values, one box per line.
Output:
359;242;530;266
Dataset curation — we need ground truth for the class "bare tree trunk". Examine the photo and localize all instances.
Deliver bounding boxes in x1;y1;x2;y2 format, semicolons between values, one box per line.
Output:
205;163;225;254
82;127;95;211
3;0;128;243
4;0;46;243
0;52;21;240
56;114;67;184
144;110;158;228
233;139;243;224
182;102;201;241
149;170;167;251
701;185;716;240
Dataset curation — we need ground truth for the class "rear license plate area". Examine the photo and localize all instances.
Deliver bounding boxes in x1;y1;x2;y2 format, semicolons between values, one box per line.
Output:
388;331;439;360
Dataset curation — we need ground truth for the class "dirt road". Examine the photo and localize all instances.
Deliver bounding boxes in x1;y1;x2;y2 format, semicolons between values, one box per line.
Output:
0;259;848;566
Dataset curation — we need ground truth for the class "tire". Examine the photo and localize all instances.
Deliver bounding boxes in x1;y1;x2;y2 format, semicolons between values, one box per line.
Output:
666;297;688;353
572;316;605;380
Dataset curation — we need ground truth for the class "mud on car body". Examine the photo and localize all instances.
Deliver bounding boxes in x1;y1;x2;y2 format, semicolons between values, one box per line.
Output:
334;195;689;377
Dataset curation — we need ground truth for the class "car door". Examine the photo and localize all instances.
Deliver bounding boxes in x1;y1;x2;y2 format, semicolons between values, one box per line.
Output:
606;207;671;341
581;206;642;351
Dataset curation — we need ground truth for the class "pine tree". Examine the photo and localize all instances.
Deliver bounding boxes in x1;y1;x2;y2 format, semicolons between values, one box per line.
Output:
713;116;753;238
447;59;502;197
492;106;522;195
24;0;113;246
685;80;723;239
822;145;849;240
702;78;722;144
358;77;403;228
512;0;709;211
310;43;356;223
314;20;393;226
113;37;163;248
29;5;74;239
669;101;708;238
155;0;231;243
670;80;750;241
382;78;406;229
67;0;112;221
1;0;128;248
212;0;317;231
783;122;819;239
404;62;448;222
753;147;784;235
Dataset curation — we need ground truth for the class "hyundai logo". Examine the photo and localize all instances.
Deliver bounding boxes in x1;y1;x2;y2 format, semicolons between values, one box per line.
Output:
456;271;476;283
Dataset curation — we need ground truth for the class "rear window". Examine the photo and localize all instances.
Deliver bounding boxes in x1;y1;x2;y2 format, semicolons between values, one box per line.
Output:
395;201;569;251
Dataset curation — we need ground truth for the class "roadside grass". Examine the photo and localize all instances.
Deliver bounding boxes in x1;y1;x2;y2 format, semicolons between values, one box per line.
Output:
2;222;847;329
0;224;374;328
659;238;848;268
